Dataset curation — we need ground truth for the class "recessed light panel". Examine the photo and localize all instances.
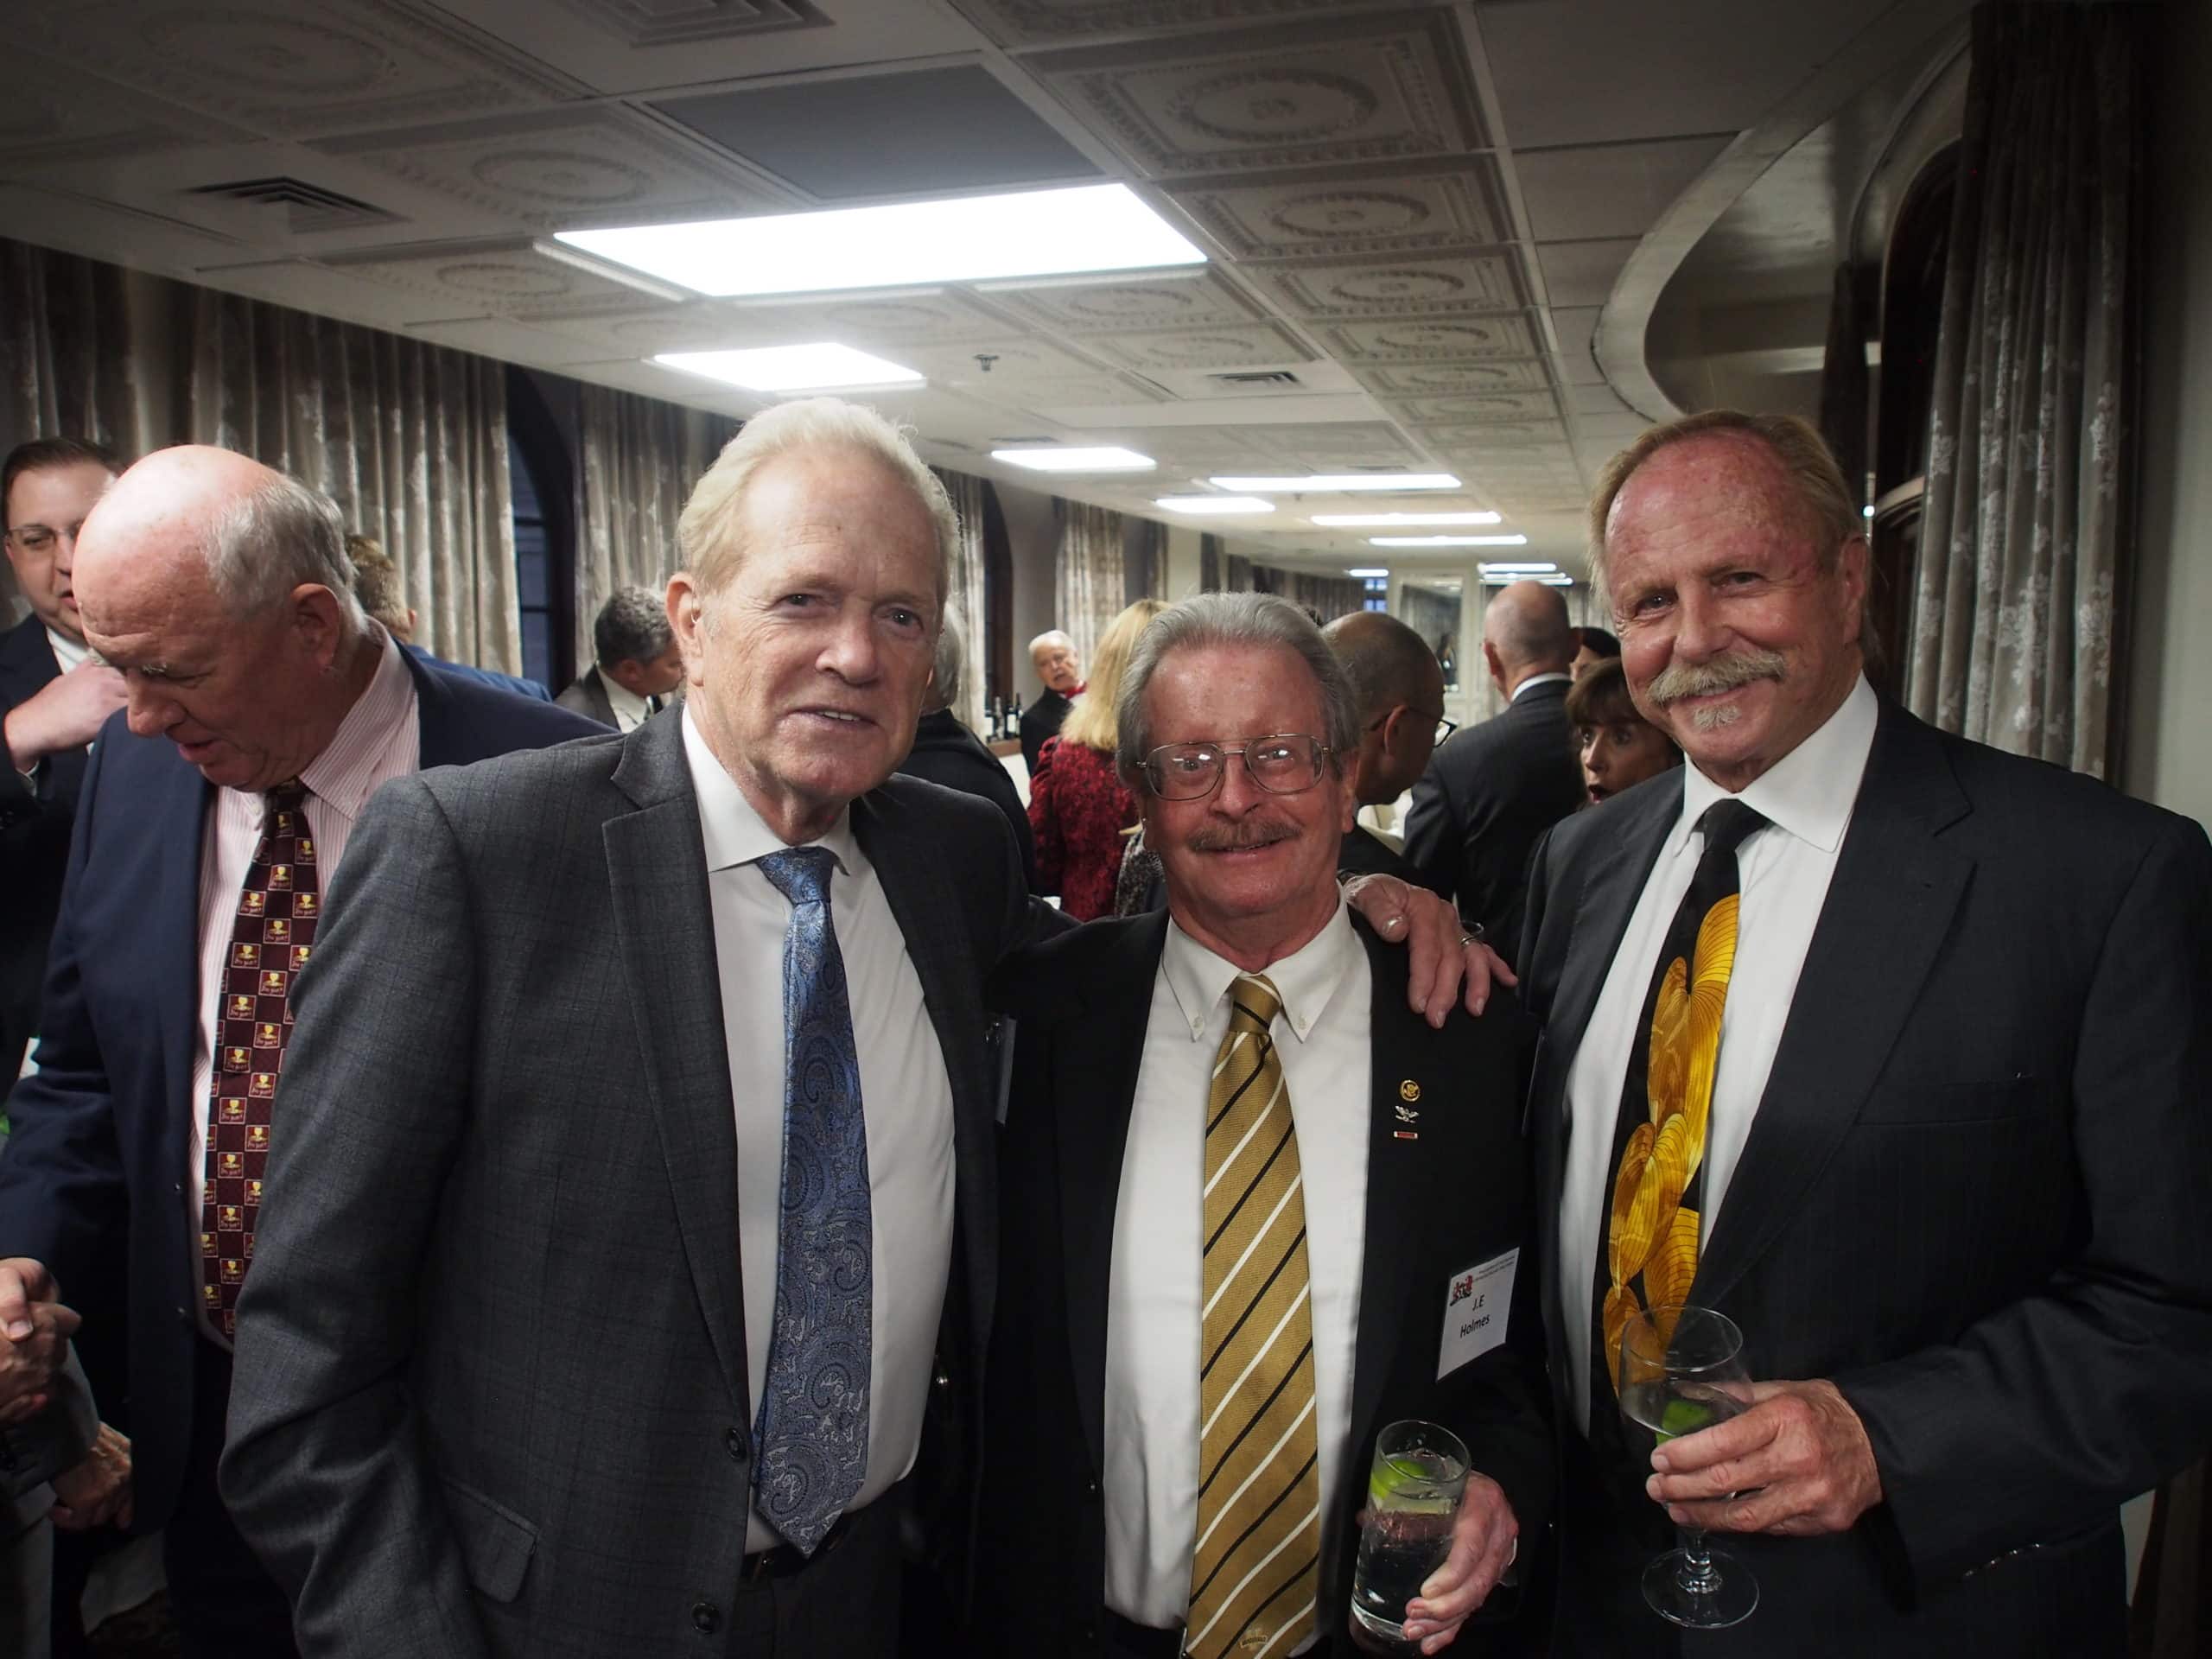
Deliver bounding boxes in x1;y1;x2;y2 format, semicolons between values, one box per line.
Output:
1369;534;1531;548
993;447;1155;473
1311;511;1503;527
1344;567;1390;577
655;343;923;393
1210;474;1460;493
1154;496;1274;514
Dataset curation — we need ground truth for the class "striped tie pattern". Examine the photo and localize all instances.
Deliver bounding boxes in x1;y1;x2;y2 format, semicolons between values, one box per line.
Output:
1186;974;1321;1659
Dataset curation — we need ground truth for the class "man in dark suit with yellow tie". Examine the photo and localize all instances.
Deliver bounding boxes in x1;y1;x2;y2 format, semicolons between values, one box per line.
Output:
981;594;1550;1659
1520;410;2212;1655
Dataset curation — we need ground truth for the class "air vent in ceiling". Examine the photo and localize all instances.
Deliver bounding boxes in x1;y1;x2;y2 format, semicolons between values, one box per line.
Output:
187;177;398;235
1206;370;1304;391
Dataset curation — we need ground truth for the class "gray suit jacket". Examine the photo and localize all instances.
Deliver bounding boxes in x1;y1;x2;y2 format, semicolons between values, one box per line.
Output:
219;714;1046;1656
553;665;618;728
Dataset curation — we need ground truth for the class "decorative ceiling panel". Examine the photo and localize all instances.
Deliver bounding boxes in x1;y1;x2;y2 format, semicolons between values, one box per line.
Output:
518;302;783;357
315;107;790;234
1171;161;1505;260
1416;420;1570;448
1319;315;1539;362
992;372;1173;410
728;289;1024;344
893;336;1112;381
18;0;581;141
1244;422;1427;467
554;0;830;48
1083;323;1314;372
320;238;681;316
0;49;252;174
982;267;1261;333
1389;391;1560;425
1030;11;1486;178
1245;251;1521;320
951;0;1368;49
1352;359;1550;396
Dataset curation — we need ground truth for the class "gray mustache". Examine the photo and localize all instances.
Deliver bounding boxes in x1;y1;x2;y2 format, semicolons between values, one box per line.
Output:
1188;820;1300;853
1646;648;1787;707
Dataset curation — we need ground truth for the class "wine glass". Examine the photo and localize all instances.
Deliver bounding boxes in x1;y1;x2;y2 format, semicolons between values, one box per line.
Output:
1616;1303;1759;1629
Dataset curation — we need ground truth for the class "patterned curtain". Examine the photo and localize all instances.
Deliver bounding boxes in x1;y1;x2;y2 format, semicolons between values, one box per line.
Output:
1910;1;2143;779
1128;514;1168;602
1282;570;1366;622
934;467;992;735
1200;531;1224;593
1055;498;1125;666
1398;583;1461;662
186;287;522;674
1224;553;1254;593
575;383;738;668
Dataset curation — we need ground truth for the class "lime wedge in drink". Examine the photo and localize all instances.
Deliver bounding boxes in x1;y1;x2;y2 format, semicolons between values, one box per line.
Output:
1367;1451;1456;1513
1656;1397;1718;1444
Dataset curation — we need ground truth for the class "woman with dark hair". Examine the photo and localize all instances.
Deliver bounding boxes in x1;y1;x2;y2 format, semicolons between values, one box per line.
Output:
1564;656;1680;806
1570;624;1620;678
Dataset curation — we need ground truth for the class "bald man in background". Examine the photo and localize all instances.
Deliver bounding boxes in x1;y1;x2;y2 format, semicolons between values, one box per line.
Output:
1020;628;1081;773
1322;610;1452;888
1404;580;1583;963
0;446;595;1656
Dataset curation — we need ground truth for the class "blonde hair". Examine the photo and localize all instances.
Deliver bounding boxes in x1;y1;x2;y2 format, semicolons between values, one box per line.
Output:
1060;598;1166;753
676;397;958;608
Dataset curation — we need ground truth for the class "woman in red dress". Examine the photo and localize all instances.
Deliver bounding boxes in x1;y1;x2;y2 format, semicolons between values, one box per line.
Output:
1027;597;1165;920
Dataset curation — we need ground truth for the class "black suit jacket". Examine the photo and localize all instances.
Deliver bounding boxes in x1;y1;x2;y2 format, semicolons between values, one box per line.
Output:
1020;687;1072;775
977;911;1553;1657
0;651;599;1535
1336;822;1421;886
899;706;1036;891
1404;679;1582;962
0;613;84;1076
553;664;618;728
1519;700;2212;1656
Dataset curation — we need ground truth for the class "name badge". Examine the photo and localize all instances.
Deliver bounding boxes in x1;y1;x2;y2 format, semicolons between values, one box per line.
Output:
1437;1248;1517;1380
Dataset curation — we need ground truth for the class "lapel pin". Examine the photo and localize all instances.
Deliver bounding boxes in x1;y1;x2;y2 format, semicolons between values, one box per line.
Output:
1398;1079;1421;1103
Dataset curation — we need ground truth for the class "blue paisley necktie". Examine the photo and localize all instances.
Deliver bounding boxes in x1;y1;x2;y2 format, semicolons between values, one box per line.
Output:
752;848;873;1555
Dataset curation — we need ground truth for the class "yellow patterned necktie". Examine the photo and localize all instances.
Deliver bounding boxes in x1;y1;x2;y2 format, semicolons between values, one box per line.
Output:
1186;973;1322;1659
1596;800;1770;1401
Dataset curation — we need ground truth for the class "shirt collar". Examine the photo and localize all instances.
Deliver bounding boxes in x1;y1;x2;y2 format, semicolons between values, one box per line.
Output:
601;670;651;726
680;702;858;877
46;626;90;673
1511;671;1572;702
1670;674;1879;858
293;627;416;817
1160;899;1359;1046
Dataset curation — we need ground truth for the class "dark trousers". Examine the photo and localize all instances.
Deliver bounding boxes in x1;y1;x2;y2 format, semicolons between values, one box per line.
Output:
164;1341;296;1659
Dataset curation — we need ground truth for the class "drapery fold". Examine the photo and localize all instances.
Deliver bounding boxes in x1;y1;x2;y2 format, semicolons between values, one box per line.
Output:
935;467;992;736
1054;499;1126;666
1909;0;2142;779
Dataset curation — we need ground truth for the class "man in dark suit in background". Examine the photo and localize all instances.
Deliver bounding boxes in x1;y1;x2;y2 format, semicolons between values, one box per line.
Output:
347;534;551;702
1323;609;1451;887
0;445;598;1657
981;594;1549;1659
897;613;1035;891
1404;582;1581;963
556;583;683;730
1020;626;1081;773
1522;410;2212;1655
1;439;124;1083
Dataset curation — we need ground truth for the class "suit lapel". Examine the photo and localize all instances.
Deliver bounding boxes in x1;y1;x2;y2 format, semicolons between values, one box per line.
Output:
1061;913;1166;1476
602;718;750;1415
1694;709;1971;1307
154;753;212;1167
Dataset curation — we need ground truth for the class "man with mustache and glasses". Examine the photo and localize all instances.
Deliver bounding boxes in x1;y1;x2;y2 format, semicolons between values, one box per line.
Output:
979;594;1551;1659
1520;410;2212;1655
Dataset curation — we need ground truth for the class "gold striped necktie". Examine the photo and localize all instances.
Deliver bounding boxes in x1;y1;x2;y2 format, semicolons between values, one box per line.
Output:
1187;973;1322;1659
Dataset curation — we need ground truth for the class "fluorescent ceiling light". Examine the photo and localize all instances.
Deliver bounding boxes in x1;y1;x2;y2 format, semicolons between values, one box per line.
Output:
1210;473;1460;493
993;446;1155;473
1476;561;1559;575
655;343;922;393
1310;511;1502;527
1369;533;1530;548
1344;567;1390;578
1154;495;1274;514
555;183;1205;299
1483;573;1574;587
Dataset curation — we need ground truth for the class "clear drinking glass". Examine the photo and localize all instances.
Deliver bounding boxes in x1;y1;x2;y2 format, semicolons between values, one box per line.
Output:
1348;1419;1470;1650
1616;1304;1759;1629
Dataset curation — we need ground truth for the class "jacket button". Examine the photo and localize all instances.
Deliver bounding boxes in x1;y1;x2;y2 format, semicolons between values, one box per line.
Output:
726;1426;749;1462
691;1599;721;1634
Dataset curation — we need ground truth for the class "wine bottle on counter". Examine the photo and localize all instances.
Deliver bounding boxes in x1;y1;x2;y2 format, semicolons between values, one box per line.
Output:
987;696;1004;741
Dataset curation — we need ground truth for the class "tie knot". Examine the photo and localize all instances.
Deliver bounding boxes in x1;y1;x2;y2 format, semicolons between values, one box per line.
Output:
1696;798;1769;859
1228;973;1283;1035
758;846;837;908
264;779;308;815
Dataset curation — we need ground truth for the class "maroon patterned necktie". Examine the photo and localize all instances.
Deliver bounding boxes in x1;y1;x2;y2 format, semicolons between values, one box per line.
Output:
200;780;321;1338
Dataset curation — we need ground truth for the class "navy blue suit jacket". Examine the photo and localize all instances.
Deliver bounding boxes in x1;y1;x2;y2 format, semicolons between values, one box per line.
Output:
402;641;550;702
0;649;598;1531
0;614;86;1073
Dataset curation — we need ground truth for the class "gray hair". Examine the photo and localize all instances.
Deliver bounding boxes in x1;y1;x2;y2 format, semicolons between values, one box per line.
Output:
205;473;367;639
929;613;965;715
594;584;673;667
1116;592;1360;781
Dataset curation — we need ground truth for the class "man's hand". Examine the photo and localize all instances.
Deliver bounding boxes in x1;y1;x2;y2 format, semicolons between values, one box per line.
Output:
1648;1378;1883;1536
1343;874;1516;1025
0;1259;78;1423
1395;1474;1518;1654
51;1422;132;1531
3;661;127;773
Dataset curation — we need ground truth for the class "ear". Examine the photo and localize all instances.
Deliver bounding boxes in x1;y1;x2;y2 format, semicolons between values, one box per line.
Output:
290;584;347;671
1835;532;1872;646
667;574;709;683
1336;764;1358;833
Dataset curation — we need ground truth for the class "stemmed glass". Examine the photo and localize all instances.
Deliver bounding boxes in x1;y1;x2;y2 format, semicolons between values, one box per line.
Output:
1616;1303;1759;1629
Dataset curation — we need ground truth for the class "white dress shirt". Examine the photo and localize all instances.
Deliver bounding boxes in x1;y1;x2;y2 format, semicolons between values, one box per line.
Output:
601;672;652;733
1104;904;1371;1646
1558;676;1878;1430
681;709;957;1554
1511;671;1572;702
46;627;89;674
188;629;420;1344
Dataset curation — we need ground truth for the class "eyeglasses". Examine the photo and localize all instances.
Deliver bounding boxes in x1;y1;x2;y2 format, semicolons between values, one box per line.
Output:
3;522;86;555
1141;734;1331;801
1365;709;1458;747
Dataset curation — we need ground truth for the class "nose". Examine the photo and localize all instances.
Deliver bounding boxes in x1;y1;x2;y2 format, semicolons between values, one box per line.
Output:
1670;584;1729;661
124;677;177;739
819;606;880;683
1211;748;1267;816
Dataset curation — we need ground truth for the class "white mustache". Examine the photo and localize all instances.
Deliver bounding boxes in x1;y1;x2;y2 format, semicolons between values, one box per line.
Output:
1647;649;1786;708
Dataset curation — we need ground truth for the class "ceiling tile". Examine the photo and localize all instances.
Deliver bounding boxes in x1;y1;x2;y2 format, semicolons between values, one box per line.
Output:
1417;420;1569;448
1567;383;1640;416
1319;315;1538;362
1550;349;1610;387
1389;391;1561;425
951;0;1365;49
892;336;1111;382
1535;237;1641;308
1030;10;1486;178
983;268;1262;332
0;48;251;175
1549;306;1602;363
550;0;829;49
1083;323;1315;372
1352;359;1548;396
19;0;580;142
1246;251;1521;319
1171;159;1505;259
989;372;1173;411
1514;136;1732;242
519;302;785;358
730;289;1023;344
320;238;681;317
